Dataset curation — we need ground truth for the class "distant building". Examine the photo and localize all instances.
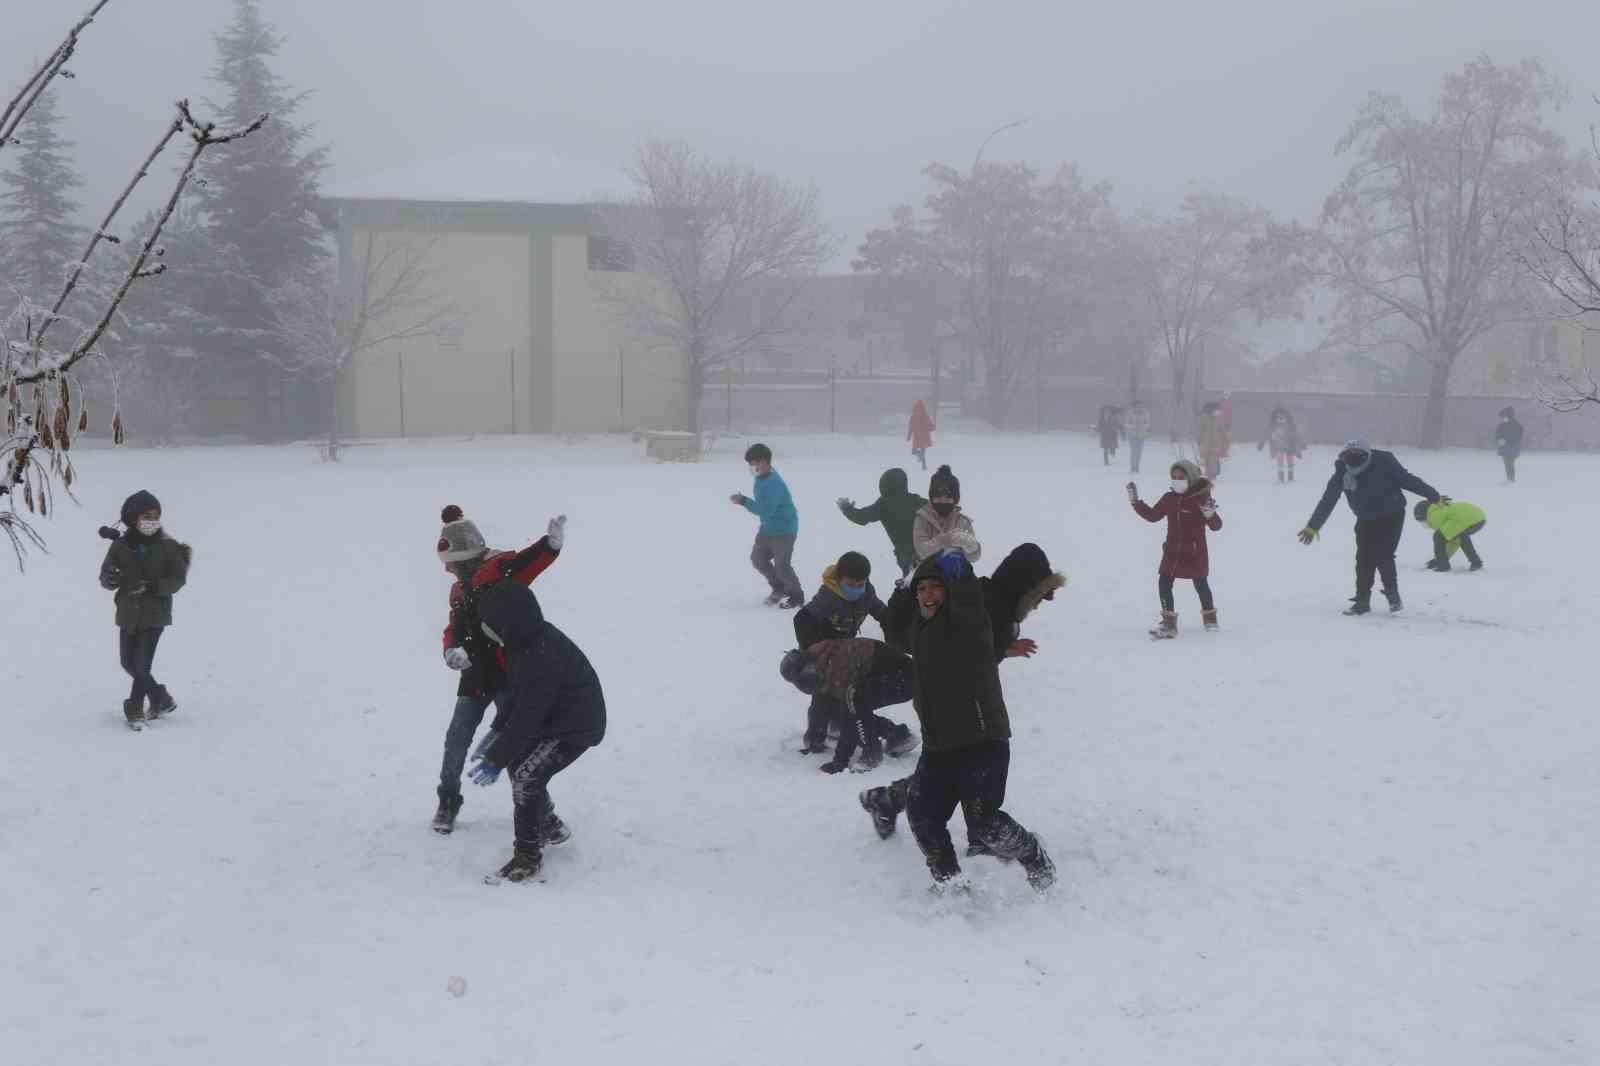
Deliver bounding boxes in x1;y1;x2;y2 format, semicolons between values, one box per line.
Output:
320;147;684;437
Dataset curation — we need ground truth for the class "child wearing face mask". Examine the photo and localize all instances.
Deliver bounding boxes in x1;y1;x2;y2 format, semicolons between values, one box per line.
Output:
1127;461;1223;638
731;442;804;608
912;465;981;565
97;490;191;730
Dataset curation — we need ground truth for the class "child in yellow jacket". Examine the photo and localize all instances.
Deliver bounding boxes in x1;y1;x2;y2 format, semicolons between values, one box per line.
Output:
1413;499;1486;572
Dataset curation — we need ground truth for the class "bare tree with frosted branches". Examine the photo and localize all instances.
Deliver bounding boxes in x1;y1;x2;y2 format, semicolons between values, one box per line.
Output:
593;139;833;437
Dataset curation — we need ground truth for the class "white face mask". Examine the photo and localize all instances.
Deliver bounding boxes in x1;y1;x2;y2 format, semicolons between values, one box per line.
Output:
1170;479;1189;495
748;464;761;477
137;519;161;536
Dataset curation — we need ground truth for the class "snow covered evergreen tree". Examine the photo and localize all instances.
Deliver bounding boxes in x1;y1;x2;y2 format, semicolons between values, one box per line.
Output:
0;88;85;314
191;0;328;438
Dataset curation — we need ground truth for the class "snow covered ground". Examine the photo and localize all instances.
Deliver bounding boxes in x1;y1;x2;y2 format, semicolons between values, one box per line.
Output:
2;430;1595;1065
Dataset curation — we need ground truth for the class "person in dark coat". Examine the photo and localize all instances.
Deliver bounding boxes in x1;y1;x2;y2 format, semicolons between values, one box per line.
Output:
1128;460;1223;637
837;469;928;578
792;552;912;760
1257;405;1304;483
433;505;565;833
864;542;1065;855
466;581;605;883
1299;437;1441;615
1495;407;1524;483
97;490;191;729
867;551;1054;892
1096;405;1123;465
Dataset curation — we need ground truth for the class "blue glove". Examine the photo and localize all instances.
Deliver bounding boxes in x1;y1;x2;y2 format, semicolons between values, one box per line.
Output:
936;549;971;583
468;757;501;787
471;729;500;762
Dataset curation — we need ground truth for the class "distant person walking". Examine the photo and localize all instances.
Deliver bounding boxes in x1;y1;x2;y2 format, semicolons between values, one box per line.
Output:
907;399;935;471
1298;438;1441;616
1096;405;1123;466
1123;400;1152;474
1196;402;1229;480
732;442;804;608
1495;407;1523;484
1257;405;1304;484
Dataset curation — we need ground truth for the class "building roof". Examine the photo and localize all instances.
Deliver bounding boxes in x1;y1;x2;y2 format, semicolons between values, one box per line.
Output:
322;145;629;206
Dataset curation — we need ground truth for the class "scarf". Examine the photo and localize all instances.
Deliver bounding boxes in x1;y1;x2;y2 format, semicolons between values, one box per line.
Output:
1342;451;1374;493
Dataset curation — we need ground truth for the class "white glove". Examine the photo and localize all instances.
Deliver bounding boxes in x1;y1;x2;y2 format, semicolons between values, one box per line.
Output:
1125;483;1138;503
444;647;471;671
547;514;567;551
1201;500;1218;518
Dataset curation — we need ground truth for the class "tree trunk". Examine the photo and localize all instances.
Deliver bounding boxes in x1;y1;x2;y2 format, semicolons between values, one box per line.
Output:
1168;359;1186;442
685;357;704;437
1420;355;1453;449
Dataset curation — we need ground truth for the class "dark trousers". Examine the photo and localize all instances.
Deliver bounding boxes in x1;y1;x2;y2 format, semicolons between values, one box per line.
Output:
119;627;164;703
1158;575;1214;612
804;692;895;753
439;688;508;801
1502;455;1516;482
510;738;590;857
1432;521;1485;569
751;533;804;600
1354;511;1406;600
906;741;1038;881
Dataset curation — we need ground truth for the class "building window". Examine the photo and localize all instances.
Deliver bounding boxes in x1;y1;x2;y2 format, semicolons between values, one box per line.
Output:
588;236;633;272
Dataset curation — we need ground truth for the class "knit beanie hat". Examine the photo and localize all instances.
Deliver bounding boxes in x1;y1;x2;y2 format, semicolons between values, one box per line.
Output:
928;464;960;502
437;504;488;563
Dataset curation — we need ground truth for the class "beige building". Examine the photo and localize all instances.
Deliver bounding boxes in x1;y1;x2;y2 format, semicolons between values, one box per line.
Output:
321;149;684;437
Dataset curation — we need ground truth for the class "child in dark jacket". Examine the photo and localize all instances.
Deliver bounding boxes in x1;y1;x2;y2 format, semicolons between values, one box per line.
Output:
97;490;191;730
792;552;914;759
837;469;927;578
780;639;917;773
1128;460;1222;638
433;505;566;833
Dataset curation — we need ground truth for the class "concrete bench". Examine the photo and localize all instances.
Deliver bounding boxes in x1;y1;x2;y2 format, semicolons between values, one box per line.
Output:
644;430;701;462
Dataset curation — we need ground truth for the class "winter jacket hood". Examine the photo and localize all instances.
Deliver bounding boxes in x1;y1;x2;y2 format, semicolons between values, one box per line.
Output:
879;467;909;498
986;542;1064;623
794;564;885;648
840;470;926;574
119;490;161;527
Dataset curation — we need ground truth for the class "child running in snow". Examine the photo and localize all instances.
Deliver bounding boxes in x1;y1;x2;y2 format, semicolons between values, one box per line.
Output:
780;639;917;773
1128;461;1223;638
913;465;981;565
907;399;935;471
1414;498;1487;572
433;505;567;834
97;490;191;731
731;442;804;608
837;468;928;579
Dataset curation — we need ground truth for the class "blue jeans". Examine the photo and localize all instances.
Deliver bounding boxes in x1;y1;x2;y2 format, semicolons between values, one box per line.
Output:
1129;435;1146;473
439;689;507;801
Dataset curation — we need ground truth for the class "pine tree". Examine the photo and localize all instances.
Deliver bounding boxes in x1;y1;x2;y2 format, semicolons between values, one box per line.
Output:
0;88;85;315
193;0;328;438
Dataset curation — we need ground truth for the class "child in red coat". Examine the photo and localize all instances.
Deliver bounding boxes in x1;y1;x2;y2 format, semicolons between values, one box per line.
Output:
1127;460;1223;638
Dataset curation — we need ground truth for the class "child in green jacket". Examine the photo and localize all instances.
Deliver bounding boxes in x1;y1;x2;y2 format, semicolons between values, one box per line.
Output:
837;468;927;579
1413;499;1486;572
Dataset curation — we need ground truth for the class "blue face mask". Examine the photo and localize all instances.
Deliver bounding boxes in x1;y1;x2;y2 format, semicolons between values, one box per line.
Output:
841;582;868;603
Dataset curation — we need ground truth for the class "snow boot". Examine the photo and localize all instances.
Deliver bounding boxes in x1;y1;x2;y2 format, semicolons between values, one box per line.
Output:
964;841;1016;863
492;850;542;883
776;595;803;610
147;685;177;719
1468;561;1483;572
884;723;920;757
1343;597;1371;616
122;698;146;731
859;786;899;839
1384;589;1403;614
852;742;885;772
540;815;571;847
763;591;784;607
1202;609;1219;632
1021;836;1057;894
1149;610;1178;639
432;793;463;834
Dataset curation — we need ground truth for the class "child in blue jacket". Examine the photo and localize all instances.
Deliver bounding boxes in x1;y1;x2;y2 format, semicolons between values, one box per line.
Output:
730;442;805;608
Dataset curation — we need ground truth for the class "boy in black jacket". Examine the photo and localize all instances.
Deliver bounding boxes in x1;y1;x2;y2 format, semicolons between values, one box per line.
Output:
873;551;1055;892
97;490;191;730
793;552;913;759
466;581;605;884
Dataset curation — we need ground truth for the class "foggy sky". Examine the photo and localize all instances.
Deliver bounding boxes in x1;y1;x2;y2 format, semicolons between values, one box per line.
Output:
5;0;1597;263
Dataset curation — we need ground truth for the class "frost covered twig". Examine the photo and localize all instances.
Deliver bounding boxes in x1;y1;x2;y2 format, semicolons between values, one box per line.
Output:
0;0;114;153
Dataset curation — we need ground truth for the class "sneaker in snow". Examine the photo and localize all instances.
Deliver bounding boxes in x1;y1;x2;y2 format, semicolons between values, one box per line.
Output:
147;686;177;719
1384;590;1403;613
1343;601;1371;616
492;852;542;883
763;592;784;607
1468;561;1483;572
884;724;920;758
123;698;146;731
859;787;898;839
776;595;803;610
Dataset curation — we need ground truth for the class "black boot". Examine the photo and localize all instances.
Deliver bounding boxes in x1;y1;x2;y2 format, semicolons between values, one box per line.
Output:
122;698;146;731
1384;588;1403;613
1021;837;1057;893
859;786;899;839
540;814;571;846
432;793;463;834
1343;595;1371;616
147;685;177;719
884;723;919;757
493;850;542;883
